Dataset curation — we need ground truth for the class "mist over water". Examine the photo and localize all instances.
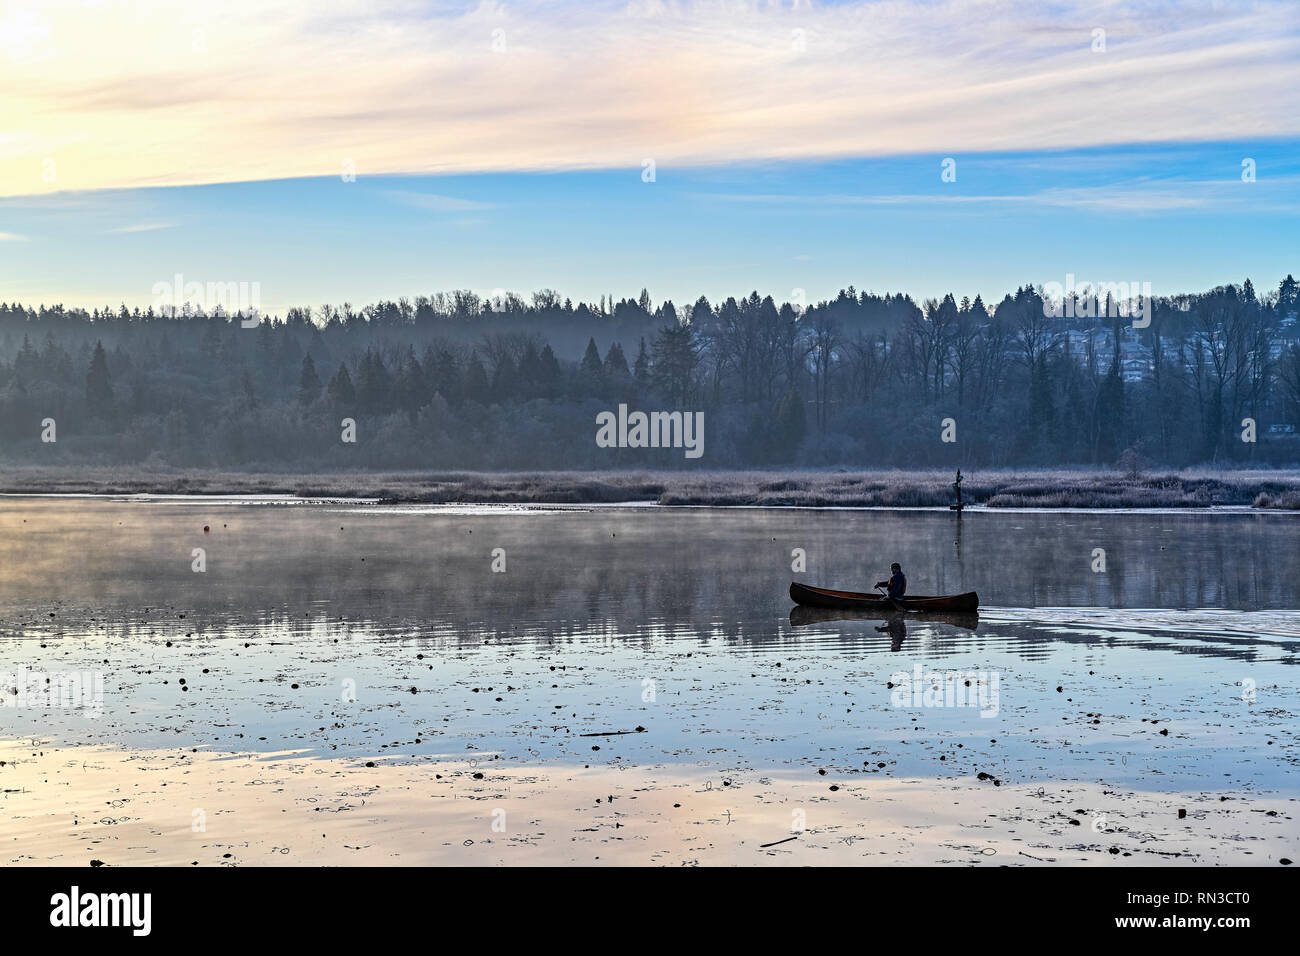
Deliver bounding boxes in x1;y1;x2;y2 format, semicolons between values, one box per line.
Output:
1;499;1296;796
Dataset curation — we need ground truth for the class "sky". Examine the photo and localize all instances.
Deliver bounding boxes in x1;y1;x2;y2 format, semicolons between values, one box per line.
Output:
2;0;1299;314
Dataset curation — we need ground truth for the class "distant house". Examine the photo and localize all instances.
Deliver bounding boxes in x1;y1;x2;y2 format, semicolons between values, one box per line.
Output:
1121;357;1148;382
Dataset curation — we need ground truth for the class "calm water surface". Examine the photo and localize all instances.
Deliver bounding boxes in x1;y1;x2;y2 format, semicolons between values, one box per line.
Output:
1;499;1297;795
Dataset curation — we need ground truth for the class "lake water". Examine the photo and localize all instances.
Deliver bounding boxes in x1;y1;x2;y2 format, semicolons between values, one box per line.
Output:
1;498;1297;865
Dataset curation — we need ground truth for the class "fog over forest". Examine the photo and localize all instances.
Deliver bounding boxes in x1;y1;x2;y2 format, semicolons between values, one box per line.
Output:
2;275;1298;470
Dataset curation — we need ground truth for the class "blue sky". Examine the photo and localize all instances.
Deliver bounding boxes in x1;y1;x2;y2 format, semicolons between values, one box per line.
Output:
4;140;1297;313
2;0;1299;312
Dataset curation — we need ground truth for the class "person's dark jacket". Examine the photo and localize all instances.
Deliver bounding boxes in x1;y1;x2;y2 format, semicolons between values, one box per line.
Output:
875;570;907;600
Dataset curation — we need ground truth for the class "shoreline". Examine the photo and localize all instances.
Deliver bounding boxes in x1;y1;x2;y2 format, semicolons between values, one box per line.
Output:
3;467;1300;510
2;493;1295;518
3;741;1292;867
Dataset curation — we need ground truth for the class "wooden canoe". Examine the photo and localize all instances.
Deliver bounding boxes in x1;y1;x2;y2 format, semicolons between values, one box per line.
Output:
790;581;979;613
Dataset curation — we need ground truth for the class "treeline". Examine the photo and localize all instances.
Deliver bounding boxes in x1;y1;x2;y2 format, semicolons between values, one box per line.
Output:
0;276;1298;469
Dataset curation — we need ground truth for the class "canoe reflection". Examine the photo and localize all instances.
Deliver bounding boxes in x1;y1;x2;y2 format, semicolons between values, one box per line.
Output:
789;605;979;634
789;606;980;651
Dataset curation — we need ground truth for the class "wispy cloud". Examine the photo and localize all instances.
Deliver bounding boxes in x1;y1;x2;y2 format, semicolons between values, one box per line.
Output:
2;0;1298;197
108;221;177;233
382;190;497;212
695;177;1300;214
0;231;28;241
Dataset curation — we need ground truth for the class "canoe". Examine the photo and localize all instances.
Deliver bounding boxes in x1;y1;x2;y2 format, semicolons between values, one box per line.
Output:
790;581;979;613
789;605;979;631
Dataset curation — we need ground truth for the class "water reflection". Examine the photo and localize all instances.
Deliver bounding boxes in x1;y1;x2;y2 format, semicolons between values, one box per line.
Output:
1;499;1297;662
0;498;1297;790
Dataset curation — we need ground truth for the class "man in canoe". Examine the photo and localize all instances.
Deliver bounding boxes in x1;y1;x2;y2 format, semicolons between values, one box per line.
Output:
875;563;907;602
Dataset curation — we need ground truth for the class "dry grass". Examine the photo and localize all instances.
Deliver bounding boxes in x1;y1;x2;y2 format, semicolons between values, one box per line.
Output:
1253;490;1300;510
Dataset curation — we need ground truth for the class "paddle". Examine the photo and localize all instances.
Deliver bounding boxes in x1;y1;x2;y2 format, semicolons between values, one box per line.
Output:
875;584;905;612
